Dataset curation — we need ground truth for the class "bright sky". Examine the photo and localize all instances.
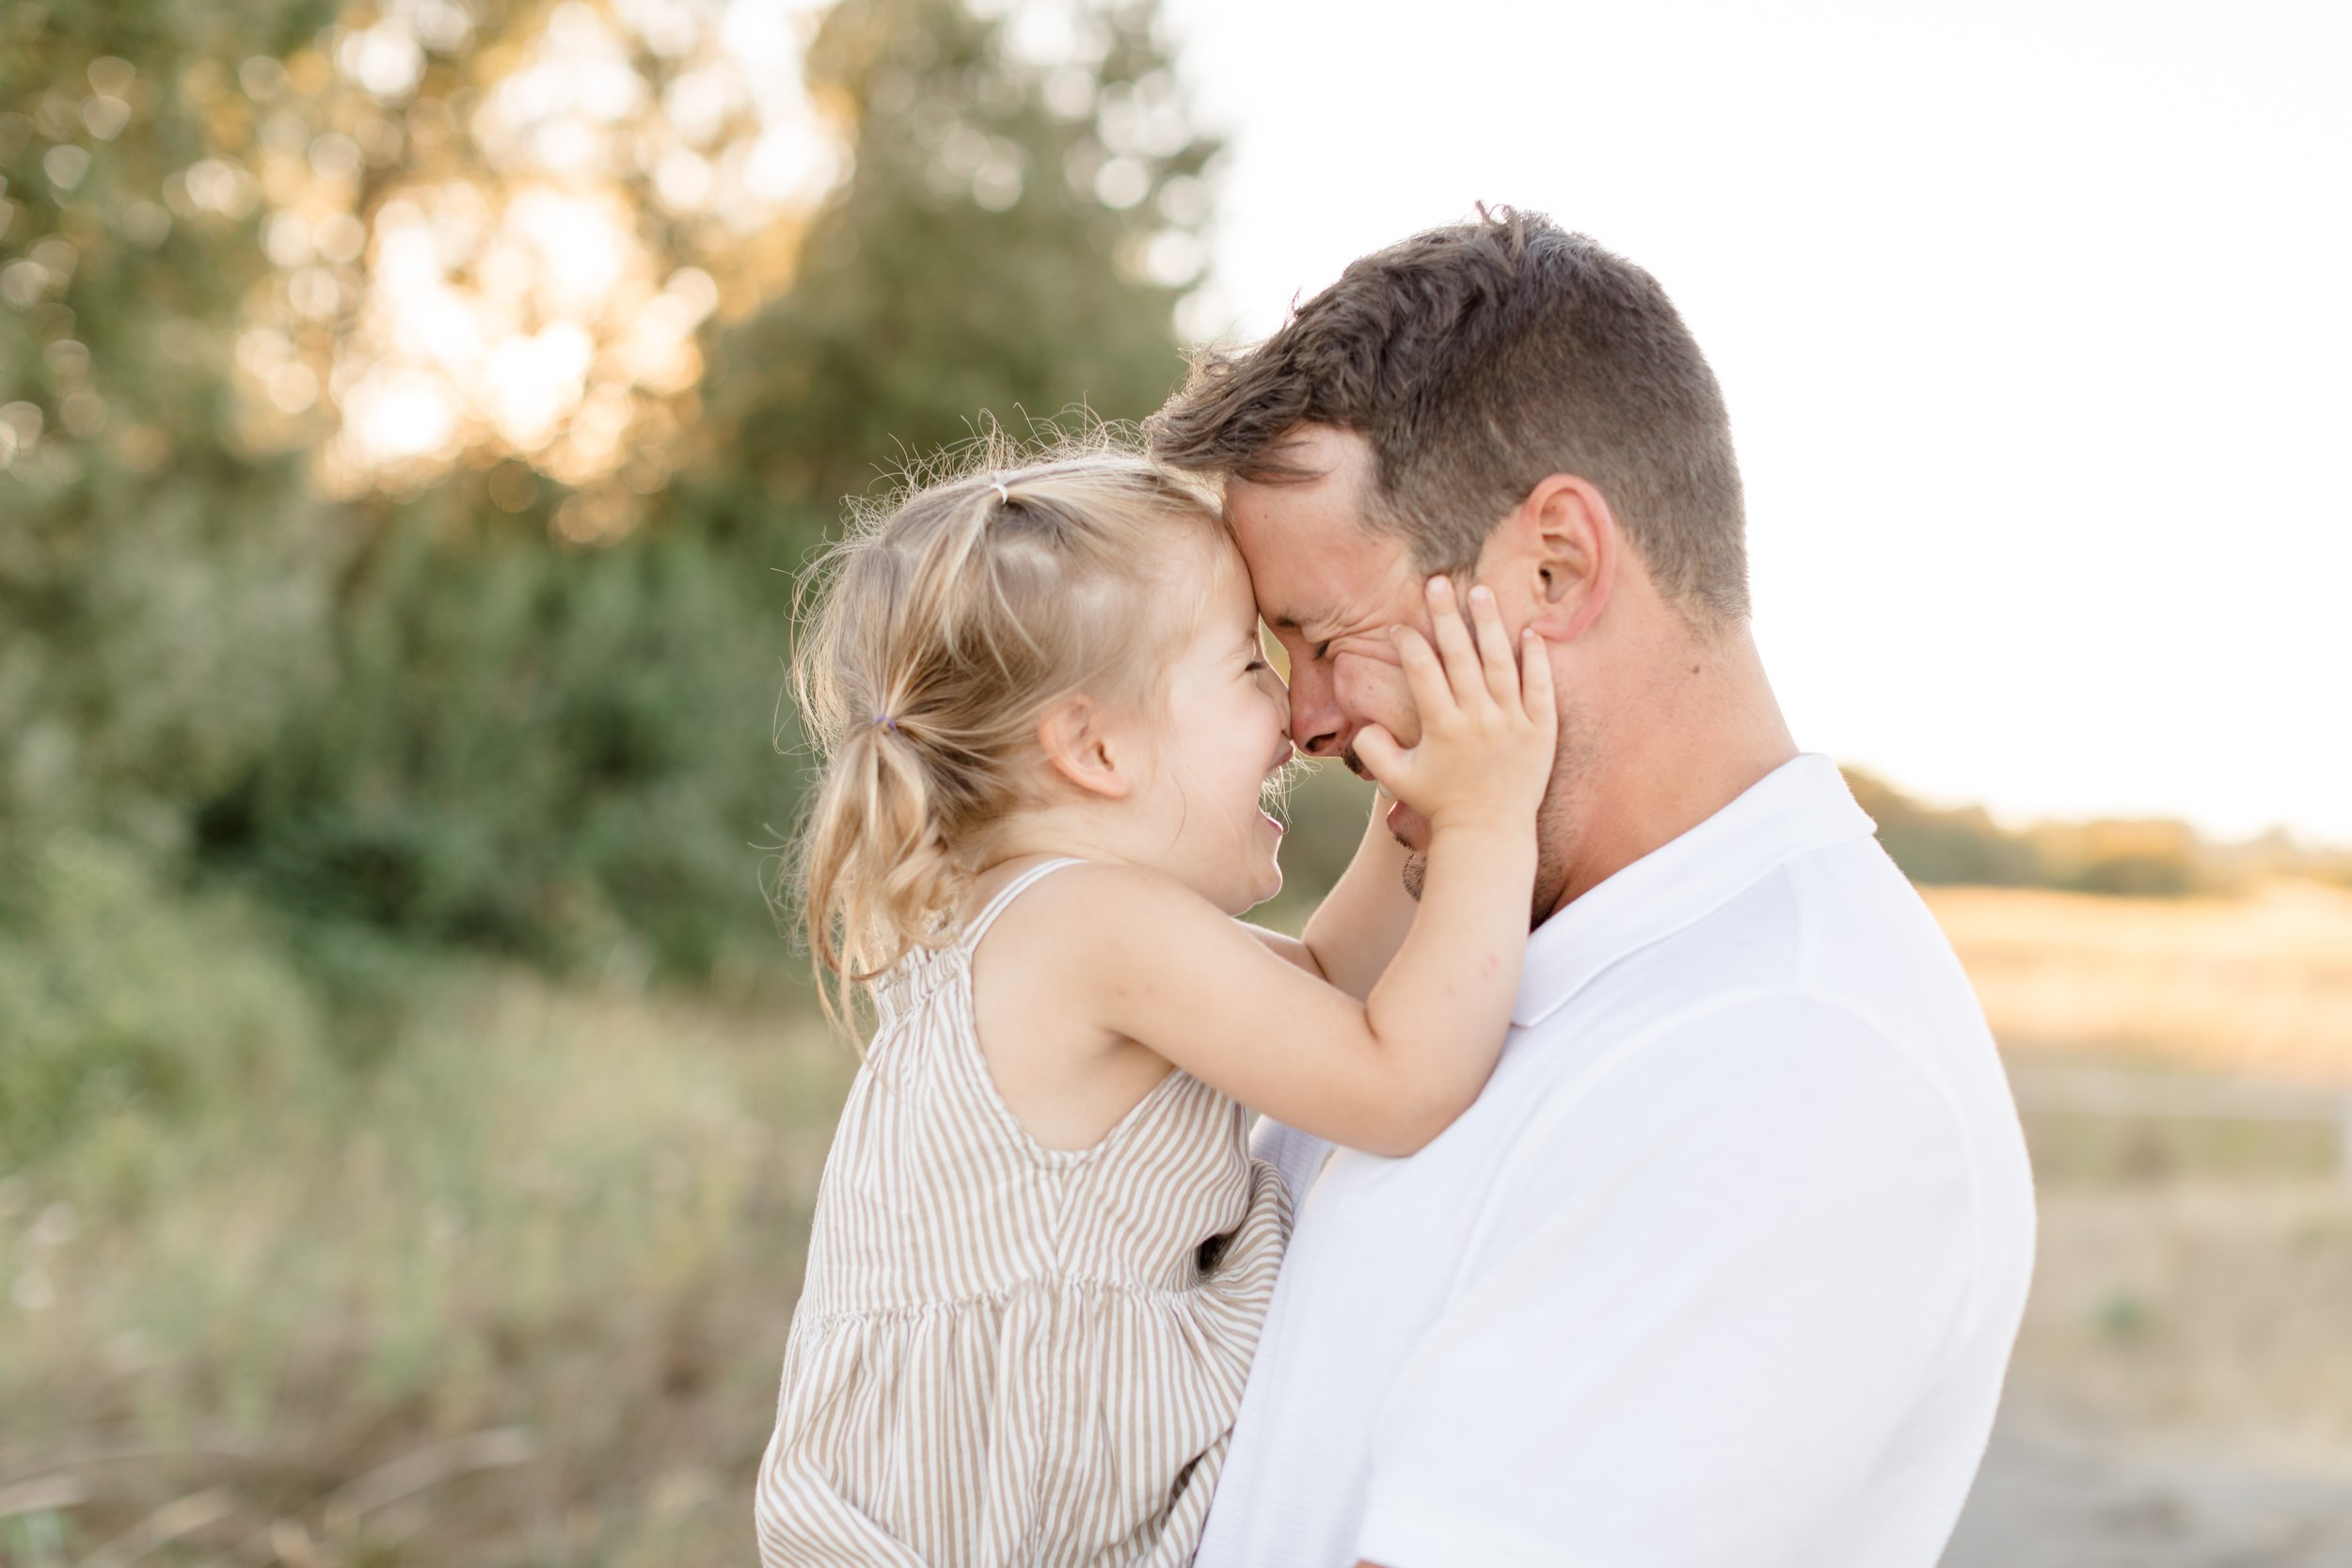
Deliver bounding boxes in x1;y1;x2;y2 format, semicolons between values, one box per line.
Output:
1158;0;2352;847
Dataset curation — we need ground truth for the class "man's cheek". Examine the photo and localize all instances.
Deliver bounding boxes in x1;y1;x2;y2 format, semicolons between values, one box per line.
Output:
1334;655;1418;746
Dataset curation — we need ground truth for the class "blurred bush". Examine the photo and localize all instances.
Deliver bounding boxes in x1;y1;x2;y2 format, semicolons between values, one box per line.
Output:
1845;768;2045;887
0;832;319;1164
1847;768;2233;897
1;0;347;860
1259;760;1375;930
207;517;796;985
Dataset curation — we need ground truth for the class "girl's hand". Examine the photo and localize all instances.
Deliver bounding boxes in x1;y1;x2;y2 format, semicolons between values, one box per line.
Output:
1351;576;1557;834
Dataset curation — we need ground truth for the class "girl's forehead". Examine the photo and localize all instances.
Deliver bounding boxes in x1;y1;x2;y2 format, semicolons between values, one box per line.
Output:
1189;525;1250;594
1193;531;1260;630
1154;530;1252;659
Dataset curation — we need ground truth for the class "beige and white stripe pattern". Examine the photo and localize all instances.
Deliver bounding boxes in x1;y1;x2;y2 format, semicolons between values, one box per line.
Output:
756;859;1292;1567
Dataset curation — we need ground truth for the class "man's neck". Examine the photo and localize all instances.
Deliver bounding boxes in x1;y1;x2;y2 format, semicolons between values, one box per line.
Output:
1547;625;1798;917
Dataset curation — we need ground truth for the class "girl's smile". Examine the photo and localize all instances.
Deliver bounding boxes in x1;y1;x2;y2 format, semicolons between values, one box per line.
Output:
1127;533;1297;914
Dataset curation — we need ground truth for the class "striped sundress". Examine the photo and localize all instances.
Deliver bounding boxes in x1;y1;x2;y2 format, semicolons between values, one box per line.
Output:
755;858;1293;1567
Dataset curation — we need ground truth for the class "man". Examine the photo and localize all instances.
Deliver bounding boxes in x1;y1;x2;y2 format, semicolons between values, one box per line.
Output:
1147;211;2037;1568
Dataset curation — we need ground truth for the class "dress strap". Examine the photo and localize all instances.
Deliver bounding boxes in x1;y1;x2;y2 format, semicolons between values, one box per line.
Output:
961;857;1089;949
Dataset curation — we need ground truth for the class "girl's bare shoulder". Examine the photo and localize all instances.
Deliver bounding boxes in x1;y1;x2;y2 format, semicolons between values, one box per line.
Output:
971;859;1242;990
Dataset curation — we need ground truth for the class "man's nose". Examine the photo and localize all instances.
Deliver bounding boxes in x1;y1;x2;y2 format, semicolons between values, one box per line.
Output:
1289;669;1351;759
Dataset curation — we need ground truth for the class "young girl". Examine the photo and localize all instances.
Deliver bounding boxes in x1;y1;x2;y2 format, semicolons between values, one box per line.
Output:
756;441;1554;1567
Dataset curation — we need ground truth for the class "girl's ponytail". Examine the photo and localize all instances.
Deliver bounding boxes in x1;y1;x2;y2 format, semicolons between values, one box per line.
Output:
799;712;963;1031
785;432;1223;1041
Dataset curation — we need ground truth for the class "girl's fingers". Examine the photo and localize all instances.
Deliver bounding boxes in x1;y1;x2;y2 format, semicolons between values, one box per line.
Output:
1423;577;1489;709
1350;722;1405;787
1467;585;1519;706
1390;625;1451;721
1518;628;1557;730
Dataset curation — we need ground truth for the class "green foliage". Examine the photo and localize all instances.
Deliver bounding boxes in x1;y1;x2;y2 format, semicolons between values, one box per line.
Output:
1844;769;2047;886
0;832;319;1164
2094;1290;2154;1343
1258;760;1375;929
691;0;1211;528
214;516;801;984
2065;852;2197;899
1847;768;2233;897
1;0;348;853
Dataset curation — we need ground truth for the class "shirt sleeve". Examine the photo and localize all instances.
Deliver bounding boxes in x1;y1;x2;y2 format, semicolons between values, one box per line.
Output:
1355;991;1982;1568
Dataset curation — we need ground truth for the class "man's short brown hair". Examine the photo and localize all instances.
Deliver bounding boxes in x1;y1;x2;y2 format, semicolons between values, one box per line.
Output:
1148;209;1749;624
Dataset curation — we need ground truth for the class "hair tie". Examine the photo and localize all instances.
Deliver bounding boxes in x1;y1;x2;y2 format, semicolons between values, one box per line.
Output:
872;714;898;733
991;481;1010;505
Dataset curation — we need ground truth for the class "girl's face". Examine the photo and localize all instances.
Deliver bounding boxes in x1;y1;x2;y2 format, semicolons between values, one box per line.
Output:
1132;534;1295;914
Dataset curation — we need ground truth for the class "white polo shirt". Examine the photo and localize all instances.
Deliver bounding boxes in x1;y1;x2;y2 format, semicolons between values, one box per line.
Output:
1196;754;2037;1568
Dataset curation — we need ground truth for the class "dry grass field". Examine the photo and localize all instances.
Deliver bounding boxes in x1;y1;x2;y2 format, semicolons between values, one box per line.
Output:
1925;879;2352;1084
1923;880;2352;1451
0;973;858;1567
1929;879;2352;1564
6;879;2351;1564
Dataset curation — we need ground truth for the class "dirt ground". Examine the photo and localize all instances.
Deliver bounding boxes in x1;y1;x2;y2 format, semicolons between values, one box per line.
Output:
1942;1147;2352;1567
1948;1395;2352;1568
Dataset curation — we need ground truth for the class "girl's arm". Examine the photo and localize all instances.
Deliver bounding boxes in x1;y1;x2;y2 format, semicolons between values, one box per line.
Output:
1069;579;1554;1157
1296;789;1414;1001
1248;789;1412;1001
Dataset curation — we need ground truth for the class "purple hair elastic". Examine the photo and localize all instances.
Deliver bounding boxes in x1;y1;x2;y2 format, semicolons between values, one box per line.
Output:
873;715;898;733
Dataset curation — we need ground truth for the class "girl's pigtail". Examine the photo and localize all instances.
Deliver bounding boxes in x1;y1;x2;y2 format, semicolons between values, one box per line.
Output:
786;431;1224;1042
801;709;965;1037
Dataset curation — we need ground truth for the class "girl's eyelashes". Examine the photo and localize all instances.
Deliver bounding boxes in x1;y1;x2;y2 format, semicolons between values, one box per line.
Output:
1311;641;1331;662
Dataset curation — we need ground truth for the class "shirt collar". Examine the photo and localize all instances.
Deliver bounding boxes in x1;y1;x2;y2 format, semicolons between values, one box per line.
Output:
1512;753;1877;1028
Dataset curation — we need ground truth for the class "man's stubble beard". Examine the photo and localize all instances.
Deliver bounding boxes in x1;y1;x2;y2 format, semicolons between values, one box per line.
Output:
1395;702;1590;931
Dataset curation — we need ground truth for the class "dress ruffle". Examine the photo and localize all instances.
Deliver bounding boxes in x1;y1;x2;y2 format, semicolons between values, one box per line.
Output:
761;1157;1288;1567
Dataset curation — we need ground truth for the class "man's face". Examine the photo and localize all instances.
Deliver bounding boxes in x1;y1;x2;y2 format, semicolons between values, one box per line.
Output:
1226;426;1438;847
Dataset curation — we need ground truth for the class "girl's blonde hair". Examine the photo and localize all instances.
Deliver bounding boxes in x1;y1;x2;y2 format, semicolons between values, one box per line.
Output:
789;431;1225;1028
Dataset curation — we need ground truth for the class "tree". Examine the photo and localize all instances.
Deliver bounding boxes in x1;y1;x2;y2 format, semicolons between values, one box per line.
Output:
690;0;1216;536
0;0;342;855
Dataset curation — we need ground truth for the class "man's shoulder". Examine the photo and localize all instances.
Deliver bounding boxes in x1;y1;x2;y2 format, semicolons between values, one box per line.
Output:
1519;975;1966;1151
1490;846;2030;1274
1502;842;2004;1166
1555;836;1988;1073
1468;987;2002;1307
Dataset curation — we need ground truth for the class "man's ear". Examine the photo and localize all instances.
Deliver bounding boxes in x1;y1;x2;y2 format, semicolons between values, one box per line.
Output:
1478;473;1616;641
1038;697;1133;800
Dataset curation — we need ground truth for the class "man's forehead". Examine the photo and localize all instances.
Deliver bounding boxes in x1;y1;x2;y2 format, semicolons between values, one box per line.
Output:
1233;513;1416;635
1222;427;1412;626
1226;434;1370;531
1252;422;1366;482
1256;432;1338;479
